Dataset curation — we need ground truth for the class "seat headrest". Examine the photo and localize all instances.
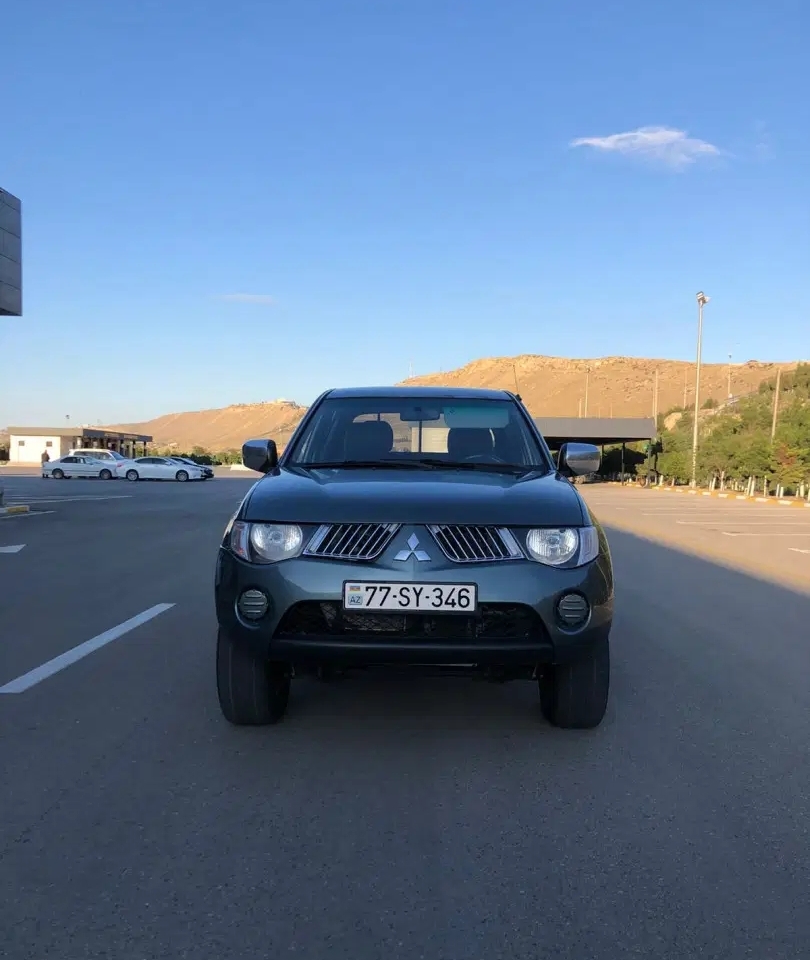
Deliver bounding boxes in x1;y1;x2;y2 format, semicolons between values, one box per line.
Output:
446;427;494;460
344;420;394;459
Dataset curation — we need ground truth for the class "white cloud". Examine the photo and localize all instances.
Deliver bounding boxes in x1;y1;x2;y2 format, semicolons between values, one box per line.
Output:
570;126;721;168
219;293;276;305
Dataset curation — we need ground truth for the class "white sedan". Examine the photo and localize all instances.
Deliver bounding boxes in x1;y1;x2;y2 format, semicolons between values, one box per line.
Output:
117;456;205;482
44;455;118;480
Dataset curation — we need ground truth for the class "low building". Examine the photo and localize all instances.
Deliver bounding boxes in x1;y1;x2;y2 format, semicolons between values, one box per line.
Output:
6;427;152;464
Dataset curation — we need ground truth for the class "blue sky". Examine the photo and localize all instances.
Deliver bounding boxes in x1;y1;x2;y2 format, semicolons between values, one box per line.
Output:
2;0;807;426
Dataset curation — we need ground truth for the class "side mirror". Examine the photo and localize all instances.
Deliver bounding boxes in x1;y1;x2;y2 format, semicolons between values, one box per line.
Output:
557;442;601;477
241;439;279;474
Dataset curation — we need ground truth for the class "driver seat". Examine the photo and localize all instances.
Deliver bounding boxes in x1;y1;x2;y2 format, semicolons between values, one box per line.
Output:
446;427;494;460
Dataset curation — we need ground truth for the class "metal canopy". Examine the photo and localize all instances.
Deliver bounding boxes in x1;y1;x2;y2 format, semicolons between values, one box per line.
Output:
7;427;153;442
534;417;656;446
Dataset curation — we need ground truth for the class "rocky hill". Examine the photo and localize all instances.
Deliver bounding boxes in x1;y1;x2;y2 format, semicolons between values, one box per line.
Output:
108;400;307;452
403;354;798;419
101;355;799;452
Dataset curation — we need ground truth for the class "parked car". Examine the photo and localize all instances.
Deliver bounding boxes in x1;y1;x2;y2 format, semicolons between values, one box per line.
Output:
69;448;136;469
119;456;205;482
214;386;614;729
169;456;214;479
44;455;118;480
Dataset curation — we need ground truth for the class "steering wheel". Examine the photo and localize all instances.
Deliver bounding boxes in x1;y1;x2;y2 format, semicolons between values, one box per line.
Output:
461;453;508;463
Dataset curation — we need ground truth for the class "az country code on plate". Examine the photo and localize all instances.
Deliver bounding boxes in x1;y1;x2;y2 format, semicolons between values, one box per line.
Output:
343;582;477;612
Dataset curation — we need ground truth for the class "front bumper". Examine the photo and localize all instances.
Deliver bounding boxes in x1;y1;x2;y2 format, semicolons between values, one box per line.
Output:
215;544;613;667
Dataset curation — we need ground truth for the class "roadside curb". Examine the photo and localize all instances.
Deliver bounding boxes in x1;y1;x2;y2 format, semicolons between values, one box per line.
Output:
0;505;30;516
646;486;810;508
597;481;810;507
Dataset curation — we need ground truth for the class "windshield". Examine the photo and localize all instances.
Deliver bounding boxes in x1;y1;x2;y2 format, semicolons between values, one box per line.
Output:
286;396;550;470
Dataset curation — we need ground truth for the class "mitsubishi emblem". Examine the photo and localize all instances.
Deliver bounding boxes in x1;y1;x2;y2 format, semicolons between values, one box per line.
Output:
394;533;431;562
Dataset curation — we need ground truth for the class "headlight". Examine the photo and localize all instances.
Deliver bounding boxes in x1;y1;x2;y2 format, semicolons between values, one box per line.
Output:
525;526;599;567
229;522;303;563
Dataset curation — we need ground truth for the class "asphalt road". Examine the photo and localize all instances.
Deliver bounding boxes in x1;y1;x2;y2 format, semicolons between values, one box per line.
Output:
1;475;809;959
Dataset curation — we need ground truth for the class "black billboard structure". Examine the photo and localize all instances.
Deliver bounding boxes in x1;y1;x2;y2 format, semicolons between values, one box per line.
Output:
0;188;22;317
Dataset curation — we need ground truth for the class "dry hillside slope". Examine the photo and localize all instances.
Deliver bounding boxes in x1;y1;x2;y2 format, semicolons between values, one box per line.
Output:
403;355;798;420
110;401;306;452
105;355;799;451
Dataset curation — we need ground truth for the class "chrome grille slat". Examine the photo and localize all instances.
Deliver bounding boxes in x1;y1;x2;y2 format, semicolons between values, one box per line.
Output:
305;522;400;561
427;525;524;563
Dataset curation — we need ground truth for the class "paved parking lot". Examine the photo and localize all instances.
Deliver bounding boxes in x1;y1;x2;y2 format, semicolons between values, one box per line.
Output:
581;484;810;590
1;475;809;959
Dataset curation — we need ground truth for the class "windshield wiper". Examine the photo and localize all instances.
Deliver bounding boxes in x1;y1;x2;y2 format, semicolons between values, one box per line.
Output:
293;459;547;475
392;457;548;475
296;459;429;470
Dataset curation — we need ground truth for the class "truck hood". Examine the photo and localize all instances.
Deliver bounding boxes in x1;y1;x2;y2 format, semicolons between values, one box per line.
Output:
242;467;587;527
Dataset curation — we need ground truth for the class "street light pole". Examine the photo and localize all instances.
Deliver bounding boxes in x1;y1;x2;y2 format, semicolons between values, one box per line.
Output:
771;367;782;441
584;367;590;418
691;291;710;487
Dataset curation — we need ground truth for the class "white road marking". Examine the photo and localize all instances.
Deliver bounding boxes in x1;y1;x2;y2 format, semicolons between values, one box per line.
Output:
0;510;55;520
0;544;25;553
640;507;777;514
0;603;175;694
722;532;810;538
676;520;810;526
4;495;133;504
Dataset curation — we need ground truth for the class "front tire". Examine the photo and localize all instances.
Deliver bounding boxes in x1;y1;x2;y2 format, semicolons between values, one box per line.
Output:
99;468;112;480
216;628;290;725
538;633;610;729
175;470;189;482
125;469;139;482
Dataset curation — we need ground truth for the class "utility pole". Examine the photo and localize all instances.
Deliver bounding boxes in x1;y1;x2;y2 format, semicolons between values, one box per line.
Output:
771;367;782;441
408;360;414;380
512;363;520;394
584;367;590;418
691;291;710;487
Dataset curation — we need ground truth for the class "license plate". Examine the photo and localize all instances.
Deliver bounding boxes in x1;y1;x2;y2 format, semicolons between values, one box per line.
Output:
342;581;478;613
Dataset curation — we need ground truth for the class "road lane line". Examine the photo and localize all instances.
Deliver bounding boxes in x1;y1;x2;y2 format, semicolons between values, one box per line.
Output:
0;544;25;553
720;530;810;537
0;603;175;694
676;520;810;526
4;495;133;504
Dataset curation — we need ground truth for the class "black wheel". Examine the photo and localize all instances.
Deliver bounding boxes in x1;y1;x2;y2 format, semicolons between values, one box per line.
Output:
99;468;112;480
52;468;65;479
538;633;610;729
125;469;139;482
175;469;189;482
216;628;290;725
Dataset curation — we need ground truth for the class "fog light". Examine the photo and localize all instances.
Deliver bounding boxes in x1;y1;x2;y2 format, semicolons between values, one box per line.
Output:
237;589;269;621
556;593;590;628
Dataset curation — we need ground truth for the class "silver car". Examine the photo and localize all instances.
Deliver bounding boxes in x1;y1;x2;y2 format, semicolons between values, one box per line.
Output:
215;386;614;729
44;455;118;480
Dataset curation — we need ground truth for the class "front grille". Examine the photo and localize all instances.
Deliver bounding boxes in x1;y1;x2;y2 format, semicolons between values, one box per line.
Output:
427;525;524;563
304;523;401;561
275;601;543;641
